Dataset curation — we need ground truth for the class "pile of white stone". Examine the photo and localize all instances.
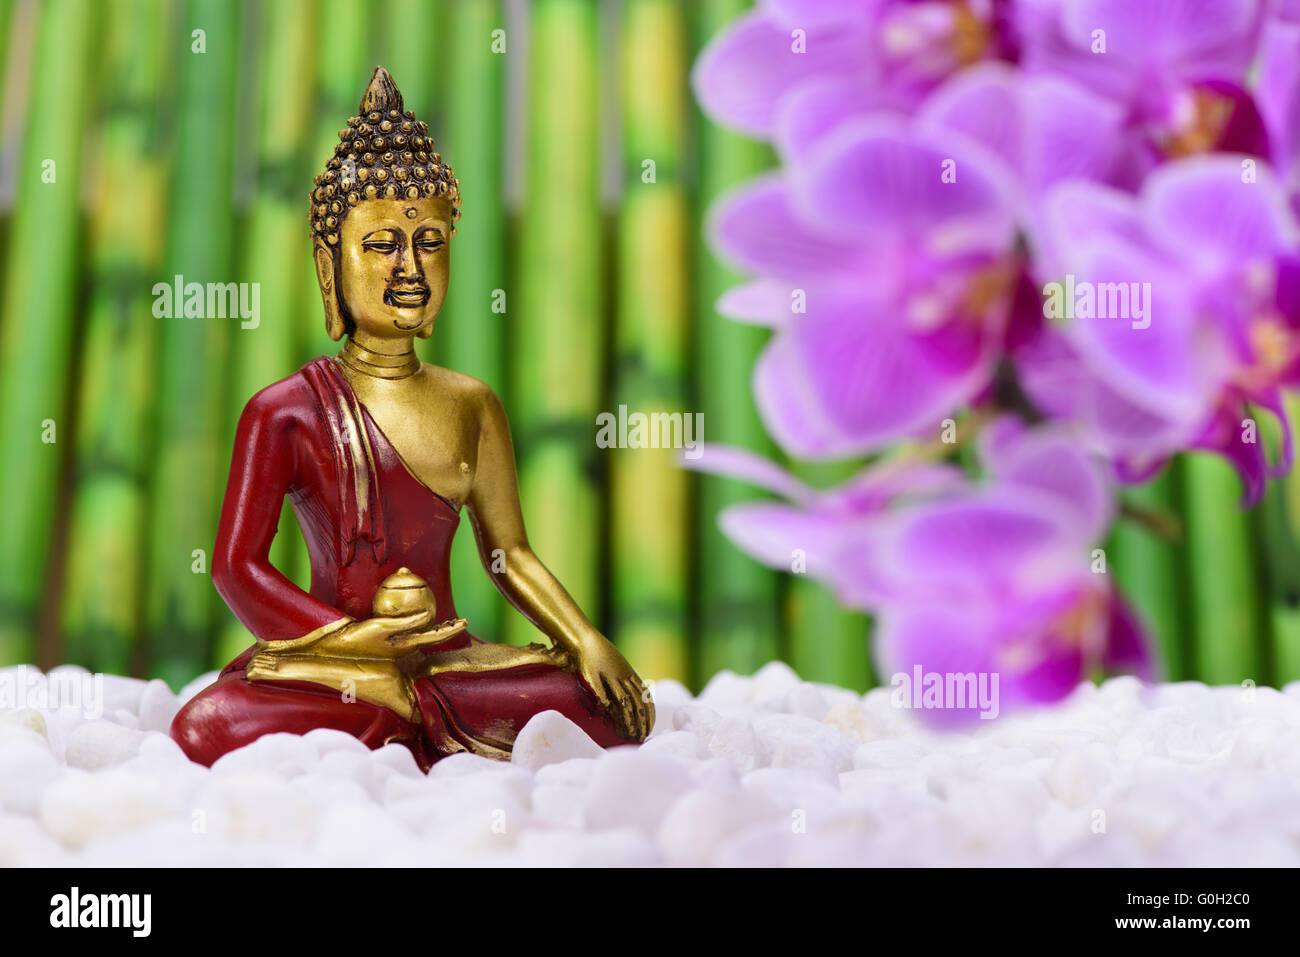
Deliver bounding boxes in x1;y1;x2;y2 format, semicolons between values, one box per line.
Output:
2;661;1299;866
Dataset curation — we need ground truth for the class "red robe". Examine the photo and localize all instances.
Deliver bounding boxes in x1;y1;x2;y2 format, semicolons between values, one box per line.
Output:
170;357;625;770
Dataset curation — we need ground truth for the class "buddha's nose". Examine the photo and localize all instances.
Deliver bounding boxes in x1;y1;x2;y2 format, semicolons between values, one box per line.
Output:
395;240;423;280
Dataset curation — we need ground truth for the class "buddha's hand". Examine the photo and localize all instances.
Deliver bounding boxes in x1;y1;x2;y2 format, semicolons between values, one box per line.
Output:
311;611;465;659
571;638;655;742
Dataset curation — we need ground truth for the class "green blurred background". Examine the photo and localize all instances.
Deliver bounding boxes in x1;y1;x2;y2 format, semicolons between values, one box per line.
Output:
0;0;1297;694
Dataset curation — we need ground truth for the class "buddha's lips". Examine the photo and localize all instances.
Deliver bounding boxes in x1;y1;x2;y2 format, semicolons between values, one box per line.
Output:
385;285;430;308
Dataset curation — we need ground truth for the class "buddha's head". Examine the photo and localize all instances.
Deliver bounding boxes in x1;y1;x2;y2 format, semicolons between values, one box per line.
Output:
310;66;461;343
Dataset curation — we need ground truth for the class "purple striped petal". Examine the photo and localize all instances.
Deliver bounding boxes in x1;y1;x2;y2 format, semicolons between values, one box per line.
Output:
790;117;1017;256
1104;591;1157;680
773;75;887;166
1037;180;1148;280
708;173;877;282
1257;18;1300;182
716;280;795;327
717;501;847;578
1061;0;1260;66
1060;235;1223;421
753;289;998;457
835;493;1087;607
758;0;879;29
691;10;874;138
681;445;816;503
978;421;1116;540
1141;155;1300;268
919;64;1125;204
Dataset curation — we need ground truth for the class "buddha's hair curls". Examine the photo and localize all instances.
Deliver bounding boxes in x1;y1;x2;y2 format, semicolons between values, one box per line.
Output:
309;66;460;246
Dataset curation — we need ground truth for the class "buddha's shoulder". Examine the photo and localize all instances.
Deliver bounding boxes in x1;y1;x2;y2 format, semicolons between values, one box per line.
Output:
238;361;334;428
419;363;502;410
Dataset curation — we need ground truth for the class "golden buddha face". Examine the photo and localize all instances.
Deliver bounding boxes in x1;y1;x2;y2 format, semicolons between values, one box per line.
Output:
319;196;453;341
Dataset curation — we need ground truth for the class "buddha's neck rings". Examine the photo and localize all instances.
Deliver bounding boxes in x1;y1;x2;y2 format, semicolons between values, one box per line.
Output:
338;337;421;380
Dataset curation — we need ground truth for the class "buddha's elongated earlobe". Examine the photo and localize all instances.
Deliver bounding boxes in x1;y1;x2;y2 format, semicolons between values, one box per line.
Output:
314;242;346;341
416;321;433;339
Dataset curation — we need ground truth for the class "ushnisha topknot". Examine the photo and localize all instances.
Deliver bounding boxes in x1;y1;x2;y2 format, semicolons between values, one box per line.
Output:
309;65;461;246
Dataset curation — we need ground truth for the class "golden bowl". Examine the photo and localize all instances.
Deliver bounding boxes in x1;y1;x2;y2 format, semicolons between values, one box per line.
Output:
371;566;437;620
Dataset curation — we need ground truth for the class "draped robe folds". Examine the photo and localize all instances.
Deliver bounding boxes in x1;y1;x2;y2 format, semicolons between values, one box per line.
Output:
170;357;625;770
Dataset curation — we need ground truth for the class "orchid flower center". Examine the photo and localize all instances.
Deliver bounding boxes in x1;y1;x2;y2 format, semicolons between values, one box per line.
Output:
997;585;1109;673
1235;261;1298;389
1245;317;1296;384
1162;87;1237;158
879;1;991;80
905;257;1018;333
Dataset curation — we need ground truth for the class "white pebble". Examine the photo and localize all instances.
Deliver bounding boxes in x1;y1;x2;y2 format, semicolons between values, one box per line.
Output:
64;721;145;770
2;658;1299;866
704;715;761;772
40;769;184;848
582;751;690;833
657;787;773;866
136;679;180;733
509;710;604;771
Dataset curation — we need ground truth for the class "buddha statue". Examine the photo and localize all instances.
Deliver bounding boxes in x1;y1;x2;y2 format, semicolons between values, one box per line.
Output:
170;67;654;770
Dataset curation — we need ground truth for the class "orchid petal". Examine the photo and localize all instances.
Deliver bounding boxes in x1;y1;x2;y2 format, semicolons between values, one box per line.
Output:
758;0;878;30
716;280;795;327
717;501;845;578
790;116;1017;256
691;10;873;138
1061;0;1260;65
1104;591;1157;681
753;291;997;457
708;173;876;282
1142;155;1300;269
682;444;815;503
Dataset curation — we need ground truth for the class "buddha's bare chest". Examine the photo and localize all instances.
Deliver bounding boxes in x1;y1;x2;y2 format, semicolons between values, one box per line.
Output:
345;375;478;508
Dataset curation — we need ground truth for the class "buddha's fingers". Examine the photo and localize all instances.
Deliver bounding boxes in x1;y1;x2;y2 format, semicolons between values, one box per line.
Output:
630;677;653;740
246;652;280;679
625;676;652;740
606;675;638;742
385;618;467;652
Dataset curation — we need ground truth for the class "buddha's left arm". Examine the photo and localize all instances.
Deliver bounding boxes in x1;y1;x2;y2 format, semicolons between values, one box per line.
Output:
465;387;655;740
464;387;602;660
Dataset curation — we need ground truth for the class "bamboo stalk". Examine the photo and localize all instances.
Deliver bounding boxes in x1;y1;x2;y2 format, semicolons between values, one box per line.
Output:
1262;394;1300;684
0;0;96;665
60;0;171;675
0;0;11;92
213;0;319;669
0;0;25;276
1108;467;1188;680
689;0;779;687
786;576;874;690
609;0;690;683
381;0;443;138
1181;453;1264;684
440;0;508;641
507;0;603;646
300;0;372;366
144;0;242;688
784;461;873;690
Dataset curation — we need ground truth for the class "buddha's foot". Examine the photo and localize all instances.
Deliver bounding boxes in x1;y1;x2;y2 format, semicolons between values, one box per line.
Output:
246;650;417;721
412;640;569;680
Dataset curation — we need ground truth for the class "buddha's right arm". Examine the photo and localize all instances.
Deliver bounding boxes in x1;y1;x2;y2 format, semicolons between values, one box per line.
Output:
213;389;353;643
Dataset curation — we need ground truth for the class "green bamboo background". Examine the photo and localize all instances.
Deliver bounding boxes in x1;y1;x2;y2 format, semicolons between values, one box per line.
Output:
1;0;1298;694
